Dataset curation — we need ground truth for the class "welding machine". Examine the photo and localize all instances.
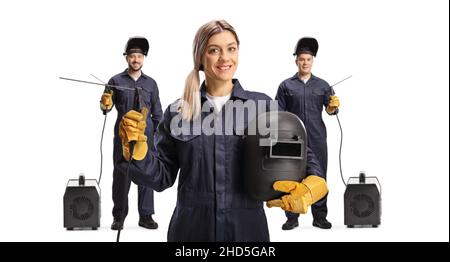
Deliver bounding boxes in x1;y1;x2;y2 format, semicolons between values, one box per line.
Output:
63;174;100;230
344;172;381;227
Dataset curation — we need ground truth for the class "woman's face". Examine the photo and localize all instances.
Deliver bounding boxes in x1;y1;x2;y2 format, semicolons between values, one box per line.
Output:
202;31;239;83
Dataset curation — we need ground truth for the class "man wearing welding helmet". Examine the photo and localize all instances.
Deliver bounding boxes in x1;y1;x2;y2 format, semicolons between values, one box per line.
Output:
275;37;340;230
100;36;163;230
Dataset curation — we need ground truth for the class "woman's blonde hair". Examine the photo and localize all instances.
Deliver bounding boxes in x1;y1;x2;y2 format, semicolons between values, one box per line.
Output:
180;20;240;121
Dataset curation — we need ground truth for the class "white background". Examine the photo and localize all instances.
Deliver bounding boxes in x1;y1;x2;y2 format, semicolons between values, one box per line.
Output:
0;0;448;242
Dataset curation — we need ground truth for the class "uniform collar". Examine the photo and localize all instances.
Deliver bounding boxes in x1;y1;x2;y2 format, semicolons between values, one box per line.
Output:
291;73;317;83
120;69;148;80
200;79;248;102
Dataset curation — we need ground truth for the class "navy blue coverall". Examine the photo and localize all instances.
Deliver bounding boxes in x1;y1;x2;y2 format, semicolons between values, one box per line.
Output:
119;79;323;241
108;69;163;220
275;74;333;221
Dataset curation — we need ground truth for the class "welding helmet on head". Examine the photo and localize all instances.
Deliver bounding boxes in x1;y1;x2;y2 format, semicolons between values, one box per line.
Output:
123;36;149;56
293;37;318;57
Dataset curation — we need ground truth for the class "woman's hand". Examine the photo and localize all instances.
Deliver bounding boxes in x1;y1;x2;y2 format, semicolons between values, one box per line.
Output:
119;108;149;161
266;176;328;213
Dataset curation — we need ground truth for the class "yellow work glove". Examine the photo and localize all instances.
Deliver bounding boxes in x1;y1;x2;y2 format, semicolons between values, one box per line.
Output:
326;95;340;114
100;91;114;113
266;175;328;214
119;107;149;161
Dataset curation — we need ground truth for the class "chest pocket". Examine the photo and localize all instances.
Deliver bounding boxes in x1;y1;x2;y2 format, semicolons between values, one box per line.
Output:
114;89;132;109
282;88;295;110
312;88;326;109
141;88;153;111
169;133;203;163
114;88;153;111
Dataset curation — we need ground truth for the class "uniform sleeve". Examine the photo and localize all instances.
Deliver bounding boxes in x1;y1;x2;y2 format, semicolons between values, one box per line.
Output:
324;81;338;115
306;146;324;178
323;81;332;107
150;81;163;129
275;83;288;111
117;107;180;192
107;78;117;105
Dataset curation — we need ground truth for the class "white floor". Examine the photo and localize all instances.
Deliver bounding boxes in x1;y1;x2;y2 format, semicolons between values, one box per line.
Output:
2;170;448;242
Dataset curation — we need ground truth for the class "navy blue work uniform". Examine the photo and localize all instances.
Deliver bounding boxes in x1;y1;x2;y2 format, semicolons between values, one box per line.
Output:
275;74;333;220
118;79;323;241
108;69;163;220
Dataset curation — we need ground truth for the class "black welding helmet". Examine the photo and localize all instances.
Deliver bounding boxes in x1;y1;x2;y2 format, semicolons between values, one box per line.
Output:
293;37;318;57
243;111;308;201
123;36;149;56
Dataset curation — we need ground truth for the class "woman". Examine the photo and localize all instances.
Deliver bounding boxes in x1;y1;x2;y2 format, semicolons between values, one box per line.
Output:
117;20;327;241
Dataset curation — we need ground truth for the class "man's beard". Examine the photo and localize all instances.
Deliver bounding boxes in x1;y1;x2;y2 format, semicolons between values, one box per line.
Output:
129;63;142;72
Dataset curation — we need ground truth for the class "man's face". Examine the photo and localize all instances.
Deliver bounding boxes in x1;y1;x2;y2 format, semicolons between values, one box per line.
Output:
126;53;145;72
202;31;239;83
296;53;314;75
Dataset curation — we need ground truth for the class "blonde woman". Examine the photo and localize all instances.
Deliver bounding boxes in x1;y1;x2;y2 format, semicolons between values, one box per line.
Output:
118;20;327;241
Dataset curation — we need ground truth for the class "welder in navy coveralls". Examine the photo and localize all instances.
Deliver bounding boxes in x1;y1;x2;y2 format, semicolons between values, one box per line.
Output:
275;37;340;230
116;21;328;241
100;37;163;231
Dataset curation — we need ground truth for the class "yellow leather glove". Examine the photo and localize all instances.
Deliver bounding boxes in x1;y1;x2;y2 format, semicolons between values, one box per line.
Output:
266;175;328;214
326;95;340;114
119;107;149;161
100;91;114;113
